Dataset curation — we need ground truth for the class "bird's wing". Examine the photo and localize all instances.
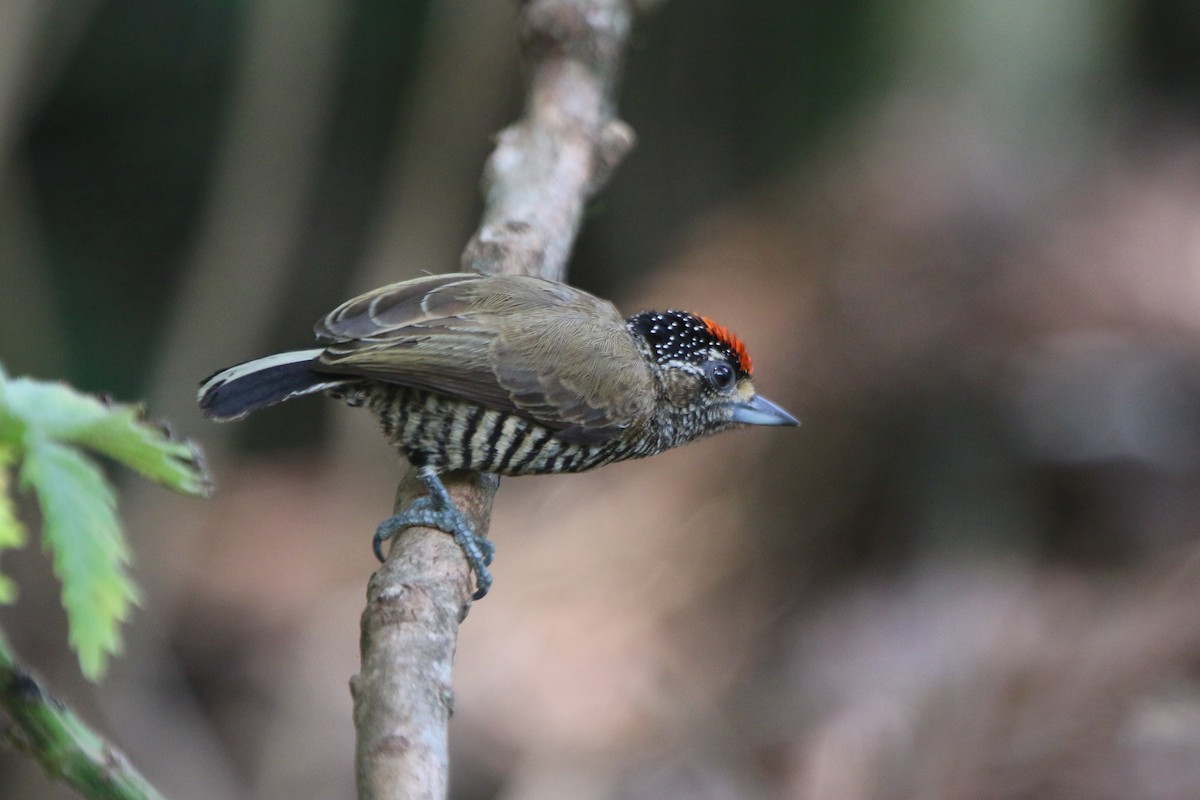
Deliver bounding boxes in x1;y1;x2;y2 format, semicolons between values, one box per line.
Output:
312;274;654;443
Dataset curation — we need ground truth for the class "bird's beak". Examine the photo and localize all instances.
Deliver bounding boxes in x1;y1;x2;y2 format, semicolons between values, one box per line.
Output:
730;394;800;427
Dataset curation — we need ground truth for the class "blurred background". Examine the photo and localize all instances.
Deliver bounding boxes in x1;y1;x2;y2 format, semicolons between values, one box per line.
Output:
5;0;1200;798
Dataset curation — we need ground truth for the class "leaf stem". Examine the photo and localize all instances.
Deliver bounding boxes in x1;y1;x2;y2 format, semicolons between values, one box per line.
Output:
0;630;168;800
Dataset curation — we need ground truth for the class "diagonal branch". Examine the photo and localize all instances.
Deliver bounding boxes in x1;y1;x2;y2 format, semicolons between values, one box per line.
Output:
462;0;636;279
350;1;639;798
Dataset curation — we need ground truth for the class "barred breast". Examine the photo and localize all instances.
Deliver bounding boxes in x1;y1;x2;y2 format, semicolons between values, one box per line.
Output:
335;383;650;476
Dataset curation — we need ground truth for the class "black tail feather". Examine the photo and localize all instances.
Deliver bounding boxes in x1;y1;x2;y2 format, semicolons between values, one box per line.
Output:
198;350;350;421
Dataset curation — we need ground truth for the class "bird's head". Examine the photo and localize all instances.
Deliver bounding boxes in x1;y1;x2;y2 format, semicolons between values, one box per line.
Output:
626;310;799;439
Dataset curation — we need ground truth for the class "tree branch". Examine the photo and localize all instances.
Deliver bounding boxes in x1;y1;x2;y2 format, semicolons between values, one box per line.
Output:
350;1;639;798
351;472;497;800
462;0;636;279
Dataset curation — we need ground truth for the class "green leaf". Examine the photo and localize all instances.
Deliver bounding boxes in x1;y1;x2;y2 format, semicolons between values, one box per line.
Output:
1;377;211;497
0;369;212;679
19;438;139;681
0;446;27;604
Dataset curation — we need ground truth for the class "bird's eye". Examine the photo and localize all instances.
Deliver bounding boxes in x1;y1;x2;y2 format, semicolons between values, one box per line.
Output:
705;362;735;391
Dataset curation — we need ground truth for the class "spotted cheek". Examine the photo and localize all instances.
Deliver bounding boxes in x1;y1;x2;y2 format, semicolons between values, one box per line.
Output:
663;371;704;408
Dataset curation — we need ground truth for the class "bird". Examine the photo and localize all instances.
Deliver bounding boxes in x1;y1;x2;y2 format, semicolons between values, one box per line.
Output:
198;272;798;599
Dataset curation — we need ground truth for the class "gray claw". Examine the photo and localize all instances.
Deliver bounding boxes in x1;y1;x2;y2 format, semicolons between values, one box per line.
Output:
371;484;496;599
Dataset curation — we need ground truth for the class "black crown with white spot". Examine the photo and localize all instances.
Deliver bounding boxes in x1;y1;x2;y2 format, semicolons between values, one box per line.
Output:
627;310;752;377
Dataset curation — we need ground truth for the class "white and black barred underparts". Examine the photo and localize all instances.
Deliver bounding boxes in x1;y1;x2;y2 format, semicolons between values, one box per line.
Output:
333;383;659;476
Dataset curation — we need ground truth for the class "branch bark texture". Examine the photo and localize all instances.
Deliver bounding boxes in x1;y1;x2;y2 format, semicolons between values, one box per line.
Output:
351;1;639;798
462;0;636;279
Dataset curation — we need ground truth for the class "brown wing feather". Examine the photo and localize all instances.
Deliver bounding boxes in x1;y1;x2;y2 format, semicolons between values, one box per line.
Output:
312;274;654;442
314;272;482;341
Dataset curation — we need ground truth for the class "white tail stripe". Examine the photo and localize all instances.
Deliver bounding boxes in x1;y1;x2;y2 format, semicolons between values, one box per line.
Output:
196;348;325;401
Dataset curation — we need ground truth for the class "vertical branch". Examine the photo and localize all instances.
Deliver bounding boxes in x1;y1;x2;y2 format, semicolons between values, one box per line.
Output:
462;0;637;279
351;1;639;798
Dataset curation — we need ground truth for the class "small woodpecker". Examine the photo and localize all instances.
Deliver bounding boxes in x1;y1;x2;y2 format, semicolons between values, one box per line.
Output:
198;272;798;598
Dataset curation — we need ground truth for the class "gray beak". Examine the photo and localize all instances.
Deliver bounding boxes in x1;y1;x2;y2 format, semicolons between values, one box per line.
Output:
730;394;800;427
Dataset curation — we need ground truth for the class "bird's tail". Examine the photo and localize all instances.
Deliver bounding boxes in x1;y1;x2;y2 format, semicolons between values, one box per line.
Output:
197;349;352;421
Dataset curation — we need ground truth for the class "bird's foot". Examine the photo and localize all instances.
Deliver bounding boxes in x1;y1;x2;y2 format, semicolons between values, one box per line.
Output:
373;494;495;600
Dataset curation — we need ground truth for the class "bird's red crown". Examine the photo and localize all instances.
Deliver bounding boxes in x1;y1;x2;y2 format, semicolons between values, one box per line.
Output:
697;315;752;376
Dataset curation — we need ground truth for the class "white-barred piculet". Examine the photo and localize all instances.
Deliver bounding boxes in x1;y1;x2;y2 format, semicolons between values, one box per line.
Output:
198;272;798;598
